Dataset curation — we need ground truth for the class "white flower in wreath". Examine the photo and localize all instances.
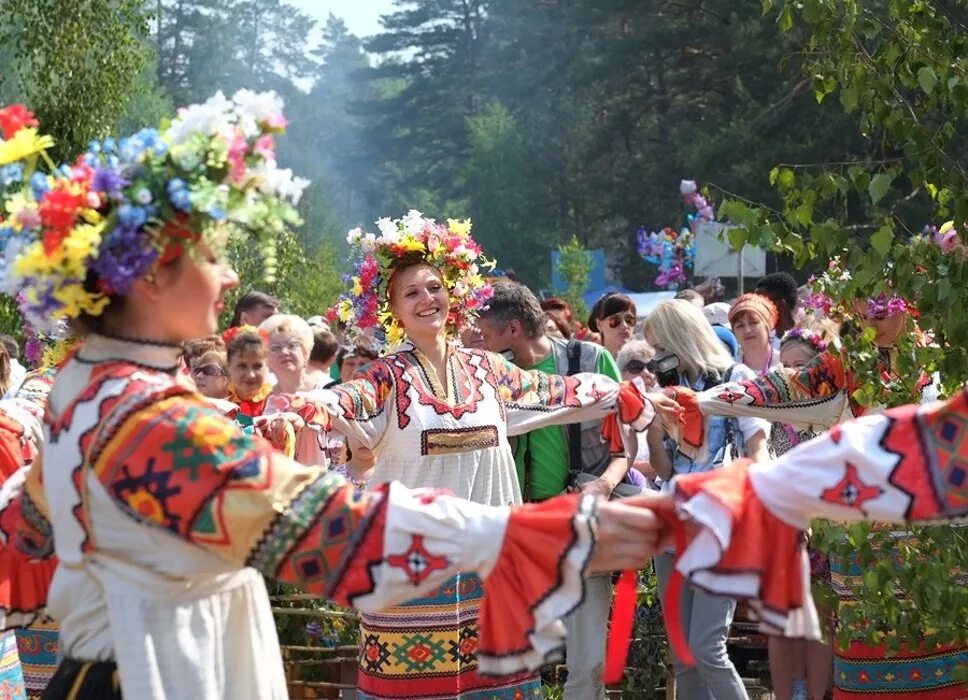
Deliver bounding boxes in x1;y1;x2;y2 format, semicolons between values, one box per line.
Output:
167;91;233;145
346;227;364;245
233;89;285;137
401;209;425;236
375;217;399;243
361;233;377;253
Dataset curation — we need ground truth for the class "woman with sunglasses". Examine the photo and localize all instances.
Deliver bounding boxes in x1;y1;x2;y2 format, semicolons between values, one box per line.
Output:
184;336;230;400
0;97;671;699
589;293;638;361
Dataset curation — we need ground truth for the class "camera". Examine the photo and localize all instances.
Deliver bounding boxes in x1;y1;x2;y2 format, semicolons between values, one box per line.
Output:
645;351;680;388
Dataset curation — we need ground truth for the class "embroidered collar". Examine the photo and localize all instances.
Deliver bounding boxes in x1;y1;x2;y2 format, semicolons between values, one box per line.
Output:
75;334;182;373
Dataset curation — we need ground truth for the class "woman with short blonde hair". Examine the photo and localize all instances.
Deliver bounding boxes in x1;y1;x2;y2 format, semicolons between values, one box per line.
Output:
260;314;318;394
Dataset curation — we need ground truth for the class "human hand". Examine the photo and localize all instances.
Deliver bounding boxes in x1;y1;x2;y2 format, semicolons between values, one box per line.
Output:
579;477;613;500
646;391;684;433
255;411;305;445
587;494;676;572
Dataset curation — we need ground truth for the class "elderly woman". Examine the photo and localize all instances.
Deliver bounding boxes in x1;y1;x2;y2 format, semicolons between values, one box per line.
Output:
0;97;669;699
260;314;323;393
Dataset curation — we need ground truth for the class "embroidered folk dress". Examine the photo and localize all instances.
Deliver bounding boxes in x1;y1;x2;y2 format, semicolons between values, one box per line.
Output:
275;344;648;700
0;369;57;700
3;335;617;700
683;357;968;699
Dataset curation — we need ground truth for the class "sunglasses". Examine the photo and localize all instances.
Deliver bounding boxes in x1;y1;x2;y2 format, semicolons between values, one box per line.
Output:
623;359;647;374
605;313;636;329
192;363;226;378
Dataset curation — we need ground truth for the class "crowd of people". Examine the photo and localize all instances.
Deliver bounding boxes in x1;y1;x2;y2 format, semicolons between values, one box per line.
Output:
0;93;965;700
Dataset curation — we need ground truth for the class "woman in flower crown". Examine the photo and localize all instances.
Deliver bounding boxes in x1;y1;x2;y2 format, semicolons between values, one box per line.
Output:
258;211;684;700
0;96;674;700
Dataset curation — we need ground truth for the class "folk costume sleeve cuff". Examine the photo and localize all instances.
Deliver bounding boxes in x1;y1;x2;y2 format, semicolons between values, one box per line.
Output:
665;387;968;642
476;494;597;676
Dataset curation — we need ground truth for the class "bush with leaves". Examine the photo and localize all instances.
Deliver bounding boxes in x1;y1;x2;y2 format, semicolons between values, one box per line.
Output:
222;231;345;326
715;0;968;667
0;0;152;160
555;236;593;322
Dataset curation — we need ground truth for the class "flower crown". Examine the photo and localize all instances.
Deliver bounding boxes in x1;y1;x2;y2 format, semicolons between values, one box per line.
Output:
0;91;307;330
221;324;269;347
780;327;828;354
336;211;494;347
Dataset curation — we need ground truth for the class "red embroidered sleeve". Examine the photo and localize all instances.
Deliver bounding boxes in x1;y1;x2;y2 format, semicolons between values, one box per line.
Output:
666;387;968;641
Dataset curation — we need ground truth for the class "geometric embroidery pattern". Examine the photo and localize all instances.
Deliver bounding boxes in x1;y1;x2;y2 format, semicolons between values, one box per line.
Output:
929;411;968;512
246;472;344;575
821;462;884;515
259;475;385;600
390;632;447;673
359;633;392;674
448;625;478;665
387;535;449;586
112;456;184;532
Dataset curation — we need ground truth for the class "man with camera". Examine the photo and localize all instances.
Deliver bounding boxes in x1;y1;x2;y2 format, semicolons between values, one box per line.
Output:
476;281;634;700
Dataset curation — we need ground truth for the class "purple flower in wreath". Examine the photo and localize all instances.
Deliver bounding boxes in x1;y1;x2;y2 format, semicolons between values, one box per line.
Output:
865;293;908;319
91;167;128;198
90;224;160;294
305;621;323;639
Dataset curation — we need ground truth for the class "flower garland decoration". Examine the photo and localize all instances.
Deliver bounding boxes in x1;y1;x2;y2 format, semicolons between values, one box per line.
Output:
805;256;914;321
221;324;269;347
0;90;308;330
636;179;709;289
336;211;494;348
779;327;828;354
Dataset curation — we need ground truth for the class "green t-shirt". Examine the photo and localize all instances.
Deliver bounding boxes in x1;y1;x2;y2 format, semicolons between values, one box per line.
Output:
513;346;622;501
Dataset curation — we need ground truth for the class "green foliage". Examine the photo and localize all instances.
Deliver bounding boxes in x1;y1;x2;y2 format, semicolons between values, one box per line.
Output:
622;567;670;698
224;231;344;326
555;236;592;321
722;0;968;654
0;296;23;343
0;0;153;159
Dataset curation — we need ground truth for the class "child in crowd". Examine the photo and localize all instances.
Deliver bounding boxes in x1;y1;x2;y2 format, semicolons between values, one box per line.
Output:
768;327;834;700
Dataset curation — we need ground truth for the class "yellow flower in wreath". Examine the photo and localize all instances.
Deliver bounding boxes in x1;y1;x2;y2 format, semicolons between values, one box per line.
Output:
0;128;54;166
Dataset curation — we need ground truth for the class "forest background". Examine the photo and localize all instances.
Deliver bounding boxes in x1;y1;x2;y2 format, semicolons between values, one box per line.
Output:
2;0;968;682
1;0;895;298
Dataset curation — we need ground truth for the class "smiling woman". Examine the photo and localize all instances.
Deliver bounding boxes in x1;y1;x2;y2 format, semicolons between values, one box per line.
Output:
287;211;684;700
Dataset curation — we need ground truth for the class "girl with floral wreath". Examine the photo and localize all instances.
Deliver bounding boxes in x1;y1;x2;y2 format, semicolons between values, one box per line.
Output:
0;96;677;699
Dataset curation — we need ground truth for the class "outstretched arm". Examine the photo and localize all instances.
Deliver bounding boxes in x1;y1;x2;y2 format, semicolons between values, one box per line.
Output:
10;392;663;677
693;352;851;429
650;387;967;644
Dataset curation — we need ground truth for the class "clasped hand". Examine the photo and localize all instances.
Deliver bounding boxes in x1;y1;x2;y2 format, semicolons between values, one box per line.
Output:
586;491;679;573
